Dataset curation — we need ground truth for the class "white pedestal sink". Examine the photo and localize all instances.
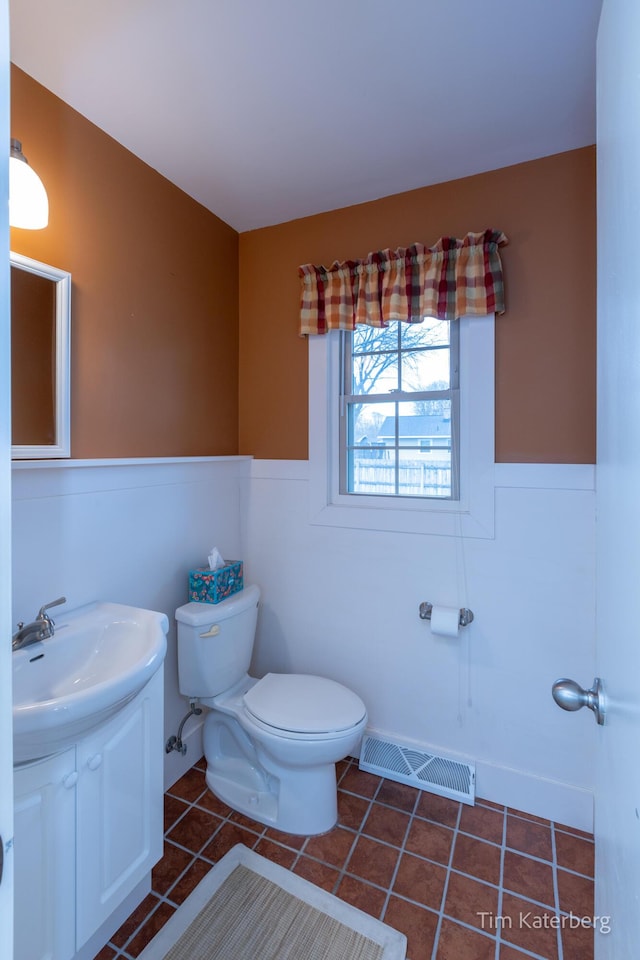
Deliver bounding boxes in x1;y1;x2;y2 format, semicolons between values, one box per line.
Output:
13;600;168;764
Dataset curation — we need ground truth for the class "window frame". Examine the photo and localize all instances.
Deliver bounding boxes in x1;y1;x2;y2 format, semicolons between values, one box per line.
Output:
308;313;496;539
338;318;460;501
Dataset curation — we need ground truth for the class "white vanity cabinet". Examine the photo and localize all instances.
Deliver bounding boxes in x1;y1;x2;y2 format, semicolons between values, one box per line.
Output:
14;668;164;960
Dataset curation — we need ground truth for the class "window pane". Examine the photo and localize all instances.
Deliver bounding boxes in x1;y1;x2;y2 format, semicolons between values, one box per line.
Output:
346;399;453;498
352;353;399;395
347;399;396;447
400;345;450;392
401;317;449;346
353;323;399;354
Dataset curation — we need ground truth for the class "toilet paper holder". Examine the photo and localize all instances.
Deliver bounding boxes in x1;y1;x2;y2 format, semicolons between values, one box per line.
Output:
419;602;474;627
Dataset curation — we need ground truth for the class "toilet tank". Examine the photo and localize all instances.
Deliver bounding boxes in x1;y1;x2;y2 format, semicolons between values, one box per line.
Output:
175;584;260;698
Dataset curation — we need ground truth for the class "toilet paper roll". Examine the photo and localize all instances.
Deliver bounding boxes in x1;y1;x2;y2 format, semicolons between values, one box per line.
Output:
430;605;460;638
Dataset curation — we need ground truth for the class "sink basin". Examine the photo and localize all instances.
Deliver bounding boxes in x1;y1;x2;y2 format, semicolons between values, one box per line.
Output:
13;600;168;764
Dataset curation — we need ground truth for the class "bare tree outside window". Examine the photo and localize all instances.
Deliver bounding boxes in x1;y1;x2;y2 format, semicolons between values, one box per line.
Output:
351;319;447;396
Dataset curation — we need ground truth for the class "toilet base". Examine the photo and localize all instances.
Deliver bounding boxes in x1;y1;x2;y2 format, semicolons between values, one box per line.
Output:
206;765;279;827
203;711;340;835
205;761;338;836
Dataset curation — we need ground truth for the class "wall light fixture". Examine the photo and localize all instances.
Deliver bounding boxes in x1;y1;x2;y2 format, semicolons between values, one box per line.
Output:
9;138;49;229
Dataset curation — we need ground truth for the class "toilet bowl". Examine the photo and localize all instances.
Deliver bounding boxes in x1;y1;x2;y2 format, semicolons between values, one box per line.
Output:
176;585;367;835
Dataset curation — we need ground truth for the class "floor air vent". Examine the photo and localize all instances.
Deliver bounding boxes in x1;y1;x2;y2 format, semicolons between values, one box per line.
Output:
359;735;475;805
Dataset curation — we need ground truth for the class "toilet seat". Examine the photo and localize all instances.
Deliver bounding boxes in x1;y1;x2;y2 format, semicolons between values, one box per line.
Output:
243;673;366;737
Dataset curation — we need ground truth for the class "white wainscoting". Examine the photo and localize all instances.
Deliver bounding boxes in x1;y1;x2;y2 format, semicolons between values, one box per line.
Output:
242;460;597;831
12;457;251;789
11;456;597;828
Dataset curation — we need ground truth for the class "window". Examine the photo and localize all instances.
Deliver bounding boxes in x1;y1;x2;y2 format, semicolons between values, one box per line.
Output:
308;313;495;538
339;318;459;500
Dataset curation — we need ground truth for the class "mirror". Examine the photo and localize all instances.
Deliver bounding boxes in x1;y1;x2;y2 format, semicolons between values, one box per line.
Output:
11;252;71;458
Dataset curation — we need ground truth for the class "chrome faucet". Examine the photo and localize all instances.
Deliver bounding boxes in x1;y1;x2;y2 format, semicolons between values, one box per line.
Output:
12;597;67;652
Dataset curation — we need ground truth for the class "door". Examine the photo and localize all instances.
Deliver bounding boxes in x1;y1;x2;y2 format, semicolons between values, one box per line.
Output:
0;0;14;950
75;670;164;948
595;1;640;956
13;751;77;960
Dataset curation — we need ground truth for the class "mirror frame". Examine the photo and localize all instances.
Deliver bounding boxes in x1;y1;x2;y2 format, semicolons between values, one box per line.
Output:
10;251;71;459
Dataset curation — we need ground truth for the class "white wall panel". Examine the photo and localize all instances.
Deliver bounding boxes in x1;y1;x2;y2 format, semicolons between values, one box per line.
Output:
242;461;596;829
11;456;596;828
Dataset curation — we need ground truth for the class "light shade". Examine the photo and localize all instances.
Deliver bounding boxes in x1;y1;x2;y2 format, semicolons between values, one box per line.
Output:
9;139;49;229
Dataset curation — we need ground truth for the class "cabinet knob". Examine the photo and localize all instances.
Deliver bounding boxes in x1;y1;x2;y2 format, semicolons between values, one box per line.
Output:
87;754;103;771
62;771;78;789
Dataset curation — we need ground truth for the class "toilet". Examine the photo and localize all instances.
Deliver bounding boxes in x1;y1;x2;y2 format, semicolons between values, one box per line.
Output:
175;584;367;835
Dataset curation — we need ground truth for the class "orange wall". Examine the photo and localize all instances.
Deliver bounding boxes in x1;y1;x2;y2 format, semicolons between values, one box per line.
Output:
239;148;596;463
10;65;239;458
10;62;596;464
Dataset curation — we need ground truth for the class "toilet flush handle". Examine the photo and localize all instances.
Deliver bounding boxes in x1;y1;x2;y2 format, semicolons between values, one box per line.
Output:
200;624;220;638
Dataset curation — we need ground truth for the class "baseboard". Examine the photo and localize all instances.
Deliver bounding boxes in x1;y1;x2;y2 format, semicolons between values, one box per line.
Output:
361;727;594;833
162;721;594;833
163;717;205;791
473;758;593;833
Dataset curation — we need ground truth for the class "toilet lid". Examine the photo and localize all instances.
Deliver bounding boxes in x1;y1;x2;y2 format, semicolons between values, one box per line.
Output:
243;673;366;734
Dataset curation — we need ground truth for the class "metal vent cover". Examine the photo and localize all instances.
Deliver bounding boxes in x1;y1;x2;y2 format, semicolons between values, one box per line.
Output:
359;735;475;805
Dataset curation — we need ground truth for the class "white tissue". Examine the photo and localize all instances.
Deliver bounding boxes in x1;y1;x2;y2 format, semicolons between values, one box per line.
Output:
207;547;225;570
430;605;460;638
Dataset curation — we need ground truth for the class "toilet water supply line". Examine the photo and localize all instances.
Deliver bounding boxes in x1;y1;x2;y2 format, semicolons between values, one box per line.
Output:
166;700;202;755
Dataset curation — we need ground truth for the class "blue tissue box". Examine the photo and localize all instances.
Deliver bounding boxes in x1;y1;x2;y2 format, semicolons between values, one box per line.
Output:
189;561;243;604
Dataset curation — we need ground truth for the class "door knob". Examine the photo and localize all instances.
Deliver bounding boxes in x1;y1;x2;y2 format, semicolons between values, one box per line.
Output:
552;677;605;725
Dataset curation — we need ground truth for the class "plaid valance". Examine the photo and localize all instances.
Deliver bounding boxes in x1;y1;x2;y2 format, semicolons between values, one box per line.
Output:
299;229;508;335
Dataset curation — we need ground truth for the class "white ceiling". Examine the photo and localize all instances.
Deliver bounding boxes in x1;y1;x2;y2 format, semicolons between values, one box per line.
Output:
10;0;603;233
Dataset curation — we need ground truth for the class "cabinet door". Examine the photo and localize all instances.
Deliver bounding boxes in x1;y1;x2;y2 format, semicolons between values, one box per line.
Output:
76;669;163;948
13;749;77;960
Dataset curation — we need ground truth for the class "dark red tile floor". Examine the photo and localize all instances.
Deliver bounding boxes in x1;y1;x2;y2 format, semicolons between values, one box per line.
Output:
94;757;595;960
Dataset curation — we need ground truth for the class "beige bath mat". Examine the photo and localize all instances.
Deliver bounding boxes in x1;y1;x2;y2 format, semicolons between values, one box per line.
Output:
137;844;406;960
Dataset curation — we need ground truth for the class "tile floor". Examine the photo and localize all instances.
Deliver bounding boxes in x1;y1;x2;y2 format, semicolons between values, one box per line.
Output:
94;757;595;960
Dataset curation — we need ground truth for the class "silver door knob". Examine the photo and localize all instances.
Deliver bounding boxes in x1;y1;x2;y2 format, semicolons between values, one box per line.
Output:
552;677;605;725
